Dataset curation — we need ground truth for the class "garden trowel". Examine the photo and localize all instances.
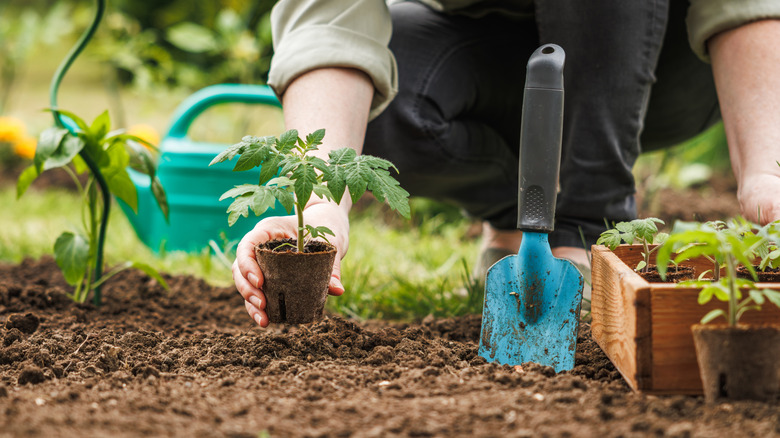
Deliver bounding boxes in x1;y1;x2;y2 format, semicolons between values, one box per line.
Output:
478;44;583;373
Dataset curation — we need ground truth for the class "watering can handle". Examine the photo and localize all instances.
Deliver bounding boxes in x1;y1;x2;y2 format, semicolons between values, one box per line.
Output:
517;44;565;233
166;84;281;140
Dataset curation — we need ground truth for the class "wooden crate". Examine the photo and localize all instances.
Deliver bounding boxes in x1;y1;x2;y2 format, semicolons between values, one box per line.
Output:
590;244;780;395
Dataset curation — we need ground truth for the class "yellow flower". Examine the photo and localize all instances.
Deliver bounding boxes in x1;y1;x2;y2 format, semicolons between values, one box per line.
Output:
13;136;36;160
0;116;27;144
127;123;161;149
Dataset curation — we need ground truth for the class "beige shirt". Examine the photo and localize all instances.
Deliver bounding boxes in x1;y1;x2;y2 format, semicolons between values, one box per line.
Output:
269;0;780;120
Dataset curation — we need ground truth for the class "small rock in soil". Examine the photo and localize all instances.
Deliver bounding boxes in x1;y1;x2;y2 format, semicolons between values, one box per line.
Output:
18;366;46;385
5;313;40;334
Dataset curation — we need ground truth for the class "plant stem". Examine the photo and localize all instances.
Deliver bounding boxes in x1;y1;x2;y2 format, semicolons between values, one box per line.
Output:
726;254;738;327
296;201;304;253
642;239;650;273
49;0;108;306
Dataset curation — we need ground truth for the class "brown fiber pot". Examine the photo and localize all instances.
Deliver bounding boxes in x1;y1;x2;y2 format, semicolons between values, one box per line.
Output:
254;239;337;324
691;324;780;403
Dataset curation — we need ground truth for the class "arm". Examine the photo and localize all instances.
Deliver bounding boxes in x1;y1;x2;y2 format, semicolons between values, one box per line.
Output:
709;19;780;224
233;68;373;327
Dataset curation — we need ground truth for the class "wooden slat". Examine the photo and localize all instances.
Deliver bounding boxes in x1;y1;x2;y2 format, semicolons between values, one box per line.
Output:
591;245;649;391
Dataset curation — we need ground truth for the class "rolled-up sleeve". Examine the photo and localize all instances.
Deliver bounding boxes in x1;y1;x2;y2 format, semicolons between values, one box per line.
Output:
268;0;398;120
687;0;780;62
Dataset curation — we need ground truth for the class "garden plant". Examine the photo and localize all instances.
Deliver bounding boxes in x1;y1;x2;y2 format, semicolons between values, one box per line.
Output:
13;0;168;306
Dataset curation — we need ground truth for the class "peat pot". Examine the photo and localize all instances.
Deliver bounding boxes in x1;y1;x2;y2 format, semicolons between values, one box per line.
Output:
691;324;780;403
255;239;337;324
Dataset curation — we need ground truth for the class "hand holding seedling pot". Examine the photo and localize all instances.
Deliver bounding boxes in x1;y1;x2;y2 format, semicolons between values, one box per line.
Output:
211;129;410;324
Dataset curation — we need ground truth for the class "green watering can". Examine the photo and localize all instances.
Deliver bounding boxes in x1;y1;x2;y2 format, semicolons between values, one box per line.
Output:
118;83;288;253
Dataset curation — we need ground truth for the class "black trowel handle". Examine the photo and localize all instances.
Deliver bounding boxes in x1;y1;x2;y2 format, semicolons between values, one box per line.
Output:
517;44;565;233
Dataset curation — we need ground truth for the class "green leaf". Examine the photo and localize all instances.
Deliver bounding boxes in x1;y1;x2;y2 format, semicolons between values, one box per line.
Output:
277;129;298;152
305;129;326;147
631;217;663;243
312;183;333;201
365;168;410;218
700;309;726;324
130;262;170;291
698;286;715;305
249;189;280;218
225;195;253;226
762;289;780;308
16;165;40;199
292;164;317;208
219;184;262;201
44;134;84;170
635;260;647;272
54;231;89;286
653;232;669;245
749;289;765;305
102;142;137;210
325;166;347;204
257;155;280;186
597;229;623;250
271;187;295;213
210;137;252;165
328;148;357;165
305;224;334;241
35;127;68;170
88;110;111;142
266;176;295;189
166;22;219;53
233;136;275;172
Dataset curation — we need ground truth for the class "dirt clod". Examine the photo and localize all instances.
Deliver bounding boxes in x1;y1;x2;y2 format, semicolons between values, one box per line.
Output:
5;312;39;334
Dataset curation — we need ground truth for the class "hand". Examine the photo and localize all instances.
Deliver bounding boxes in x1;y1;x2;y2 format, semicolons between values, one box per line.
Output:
737;172;780;225
233;202;350;327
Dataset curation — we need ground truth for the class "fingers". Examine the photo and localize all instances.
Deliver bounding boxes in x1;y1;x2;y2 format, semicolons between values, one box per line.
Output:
328;259;345;296
233;260;268;327
244;300;269;328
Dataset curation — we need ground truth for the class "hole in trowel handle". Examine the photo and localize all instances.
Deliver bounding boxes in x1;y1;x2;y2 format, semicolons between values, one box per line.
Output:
541;46;555;54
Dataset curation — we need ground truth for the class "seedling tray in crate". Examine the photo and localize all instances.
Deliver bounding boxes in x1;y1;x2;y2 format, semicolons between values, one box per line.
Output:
590;244;780;395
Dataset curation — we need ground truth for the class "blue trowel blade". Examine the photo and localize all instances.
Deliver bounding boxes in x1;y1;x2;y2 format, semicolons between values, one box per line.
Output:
477;232;584;372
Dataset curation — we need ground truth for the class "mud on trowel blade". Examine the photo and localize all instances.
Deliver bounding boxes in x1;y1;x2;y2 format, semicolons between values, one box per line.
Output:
477;44;584;373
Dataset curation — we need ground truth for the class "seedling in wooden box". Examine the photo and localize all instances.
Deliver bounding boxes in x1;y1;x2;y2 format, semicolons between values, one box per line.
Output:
656;217;780;402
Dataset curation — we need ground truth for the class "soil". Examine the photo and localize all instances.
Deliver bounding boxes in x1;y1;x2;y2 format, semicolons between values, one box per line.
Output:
736;266;780;282
637;265;696;283
2;257;779;438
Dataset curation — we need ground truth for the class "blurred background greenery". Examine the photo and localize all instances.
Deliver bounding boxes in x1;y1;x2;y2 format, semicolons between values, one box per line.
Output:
0;0;734;322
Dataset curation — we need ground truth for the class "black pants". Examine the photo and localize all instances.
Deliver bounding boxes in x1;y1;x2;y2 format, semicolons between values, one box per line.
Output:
363;0;720;247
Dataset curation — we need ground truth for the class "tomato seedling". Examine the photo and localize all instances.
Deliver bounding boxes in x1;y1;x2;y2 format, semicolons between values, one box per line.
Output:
597;217;668;273
211;128;410;253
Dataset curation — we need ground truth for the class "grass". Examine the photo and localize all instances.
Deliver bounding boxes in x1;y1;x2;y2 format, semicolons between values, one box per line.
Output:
0;178;484;321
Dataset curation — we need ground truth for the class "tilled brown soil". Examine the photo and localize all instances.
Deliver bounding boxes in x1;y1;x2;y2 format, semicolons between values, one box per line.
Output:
1;258;778;437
